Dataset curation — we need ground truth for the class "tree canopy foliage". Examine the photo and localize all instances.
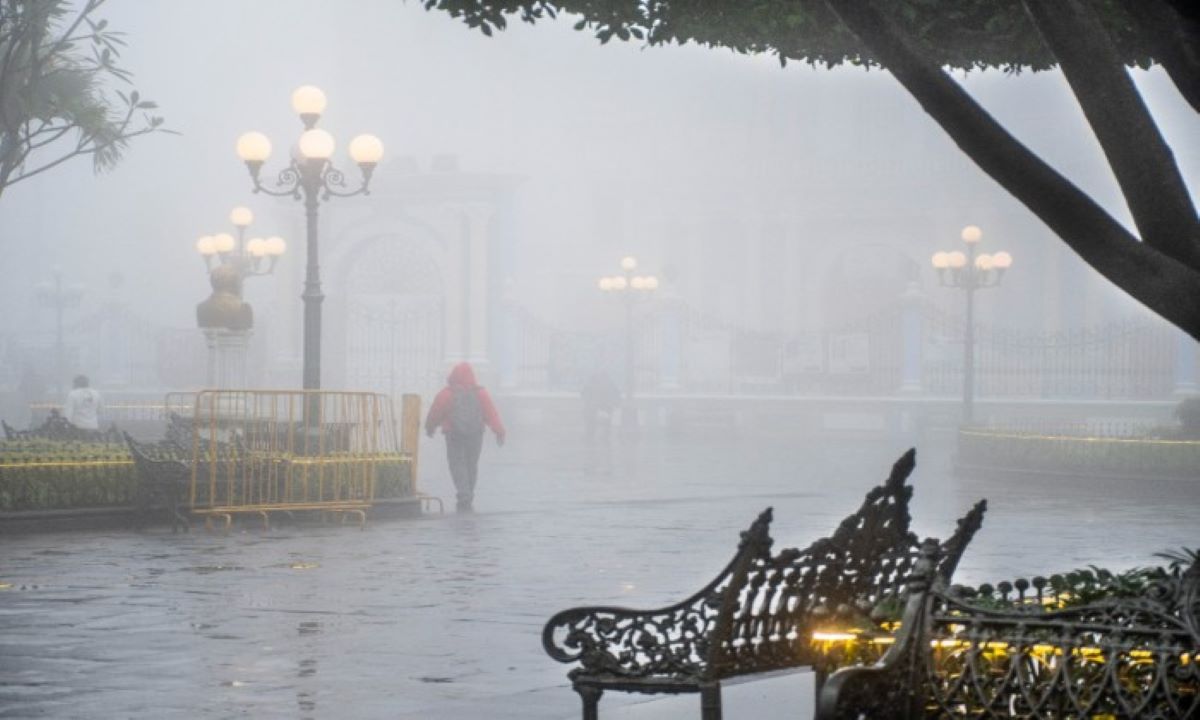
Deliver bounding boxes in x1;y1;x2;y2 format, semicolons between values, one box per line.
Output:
425;0;1200;341
0;0;170;199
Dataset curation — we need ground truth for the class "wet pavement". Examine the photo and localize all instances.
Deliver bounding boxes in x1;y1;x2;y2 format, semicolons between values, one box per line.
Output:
1;429;1196;718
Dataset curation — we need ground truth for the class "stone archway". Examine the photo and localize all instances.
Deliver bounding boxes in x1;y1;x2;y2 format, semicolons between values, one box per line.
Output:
340;238;445;398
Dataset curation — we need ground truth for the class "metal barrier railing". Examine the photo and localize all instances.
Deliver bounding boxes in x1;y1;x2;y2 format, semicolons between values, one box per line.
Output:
187;390;409;528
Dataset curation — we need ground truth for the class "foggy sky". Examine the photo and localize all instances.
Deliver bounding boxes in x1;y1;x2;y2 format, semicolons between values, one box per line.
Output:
1;0;1197;342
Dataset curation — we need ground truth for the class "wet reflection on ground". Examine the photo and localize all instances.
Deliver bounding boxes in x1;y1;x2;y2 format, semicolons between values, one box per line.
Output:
1;431;1195;718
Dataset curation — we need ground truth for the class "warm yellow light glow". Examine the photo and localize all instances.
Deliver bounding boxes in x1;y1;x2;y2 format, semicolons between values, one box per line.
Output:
246;238;267;257
620;256;637;272
196;235;217;256
212;233;236;253
611;276;628;290
975;253;994;270
236;131;272;162
298;129;335;160
645;276;659;290
291;85;327;116
264;236;286;256
812;631;858;643
932;251;950;269
631;276;647;290
598;277;613;291
961;225;983;243
348;134;384;164
230;206;253;228
992;251;1013;269
947;251;967;269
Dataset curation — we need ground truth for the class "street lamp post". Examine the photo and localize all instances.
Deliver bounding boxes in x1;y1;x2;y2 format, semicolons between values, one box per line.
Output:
35;267;83;395
931;225;1014;424
195;206;287;291
598;256;658;429
236;85;383;390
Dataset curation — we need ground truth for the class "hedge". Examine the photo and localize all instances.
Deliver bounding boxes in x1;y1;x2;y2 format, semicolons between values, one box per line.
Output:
957;429;1200;478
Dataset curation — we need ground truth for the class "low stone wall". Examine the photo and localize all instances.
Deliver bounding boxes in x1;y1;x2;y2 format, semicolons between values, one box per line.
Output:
955;427;1200;480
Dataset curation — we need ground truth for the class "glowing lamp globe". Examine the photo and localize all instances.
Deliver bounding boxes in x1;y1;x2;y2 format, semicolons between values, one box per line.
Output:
932;252;950;269
246;238;267;257
961;225;983;244
992;251;1013;269
948;251;967;269
298;129;335;160
213;233;236;253
631;276;647;290
349;134;384;164
291;85;327;117
645;276;659;290
230;206;253;228
620;256;637;272
196;235;217;256
598;277;613;291
236;132;272;162
612;276;628;290
264;236;286;256
975;254;994;270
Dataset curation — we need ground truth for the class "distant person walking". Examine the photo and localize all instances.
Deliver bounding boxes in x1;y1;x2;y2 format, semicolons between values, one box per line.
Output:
63;375;102;430
425;362;505;512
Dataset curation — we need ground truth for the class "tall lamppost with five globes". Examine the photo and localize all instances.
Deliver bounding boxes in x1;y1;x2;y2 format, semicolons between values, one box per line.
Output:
931;225;1013;424
235;85;383;390
599;256;659;428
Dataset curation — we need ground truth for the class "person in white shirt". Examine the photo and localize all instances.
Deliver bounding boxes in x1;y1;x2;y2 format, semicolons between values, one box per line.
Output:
64;375;102;430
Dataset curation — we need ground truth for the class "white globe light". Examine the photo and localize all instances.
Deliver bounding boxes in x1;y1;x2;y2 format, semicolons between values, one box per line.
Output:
291;85;327;116
612;276;628;290
961;225;983;243
349;134;384;164
236;131;272;162
598;277;613;291
992;251;1013;269
246;238;267;257
631;276;647;290
948;251;967;269
931;251;950;269
620;256;637;272
975;253;994;270
196;235;217;256
230;206;253;228
213;232;236;253
298;128;335;160
264;236;286;256
645;276;659;290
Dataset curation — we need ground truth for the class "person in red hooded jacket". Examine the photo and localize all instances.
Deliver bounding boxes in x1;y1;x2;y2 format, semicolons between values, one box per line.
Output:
425;362;506;512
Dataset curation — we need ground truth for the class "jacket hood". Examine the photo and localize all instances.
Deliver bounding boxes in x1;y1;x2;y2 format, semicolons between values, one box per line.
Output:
447;362;477;387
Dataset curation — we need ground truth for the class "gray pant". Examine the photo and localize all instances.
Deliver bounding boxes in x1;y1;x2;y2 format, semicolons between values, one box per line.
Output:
446;431;484;509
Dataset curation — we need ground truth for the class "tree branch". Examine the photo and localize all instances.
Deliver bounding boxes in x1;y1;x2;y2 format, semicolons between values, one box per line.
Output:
1118;0;1200;114
822;0;1200;341
1022;0;1200;271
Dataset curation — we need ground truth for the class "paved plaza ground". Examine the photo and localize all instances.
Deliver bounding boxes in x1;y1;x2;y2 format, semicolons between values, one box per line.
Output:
1;427;1196;719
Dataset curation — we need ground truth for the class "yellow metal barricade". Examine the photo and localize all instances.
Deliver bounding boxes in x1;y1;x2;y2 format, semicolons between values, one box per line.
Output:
187;390;410;528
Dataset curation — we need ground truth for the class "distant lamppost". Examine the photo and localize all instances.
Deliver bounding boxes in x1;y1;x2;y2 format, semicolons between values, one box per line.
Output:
195;206;286;291
931;225;1014;424
598;256;659;427
35;267;83;395
236;85;383;390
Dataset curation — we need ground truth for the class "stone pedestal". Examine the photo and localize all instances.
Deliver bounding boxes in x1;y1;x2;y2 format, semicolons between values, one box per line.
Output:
204;329;251;389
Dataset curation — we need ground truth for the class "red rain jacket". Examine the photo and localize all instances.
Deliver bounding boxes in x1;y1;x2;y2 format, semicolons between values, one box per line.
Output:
424;362;506;441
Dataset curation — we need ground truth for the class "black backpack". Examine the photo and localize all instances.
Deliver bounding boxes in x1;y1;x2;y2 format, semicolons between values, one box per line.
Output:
449;387;485;436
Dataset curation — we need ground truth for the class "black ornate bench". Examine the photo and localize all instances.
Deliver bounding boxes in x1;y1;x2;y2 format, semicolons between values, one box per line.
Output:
3;413;122;443
542;449;987;719
817;543;1200;719
124;432;191;533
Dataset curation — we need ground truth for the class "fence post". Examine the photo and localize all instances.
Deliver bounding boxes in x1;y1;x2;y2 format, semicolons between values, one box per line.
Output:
899;282;923;395
1175;331;1198;397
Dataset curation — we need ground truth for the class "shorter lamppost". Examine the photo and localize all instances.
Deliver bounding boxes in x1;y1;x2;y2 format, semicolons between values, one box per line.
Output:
931;225;1013;424
599;256;659;429
194;207;286;388
194;206;286;292
35;267;83;395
